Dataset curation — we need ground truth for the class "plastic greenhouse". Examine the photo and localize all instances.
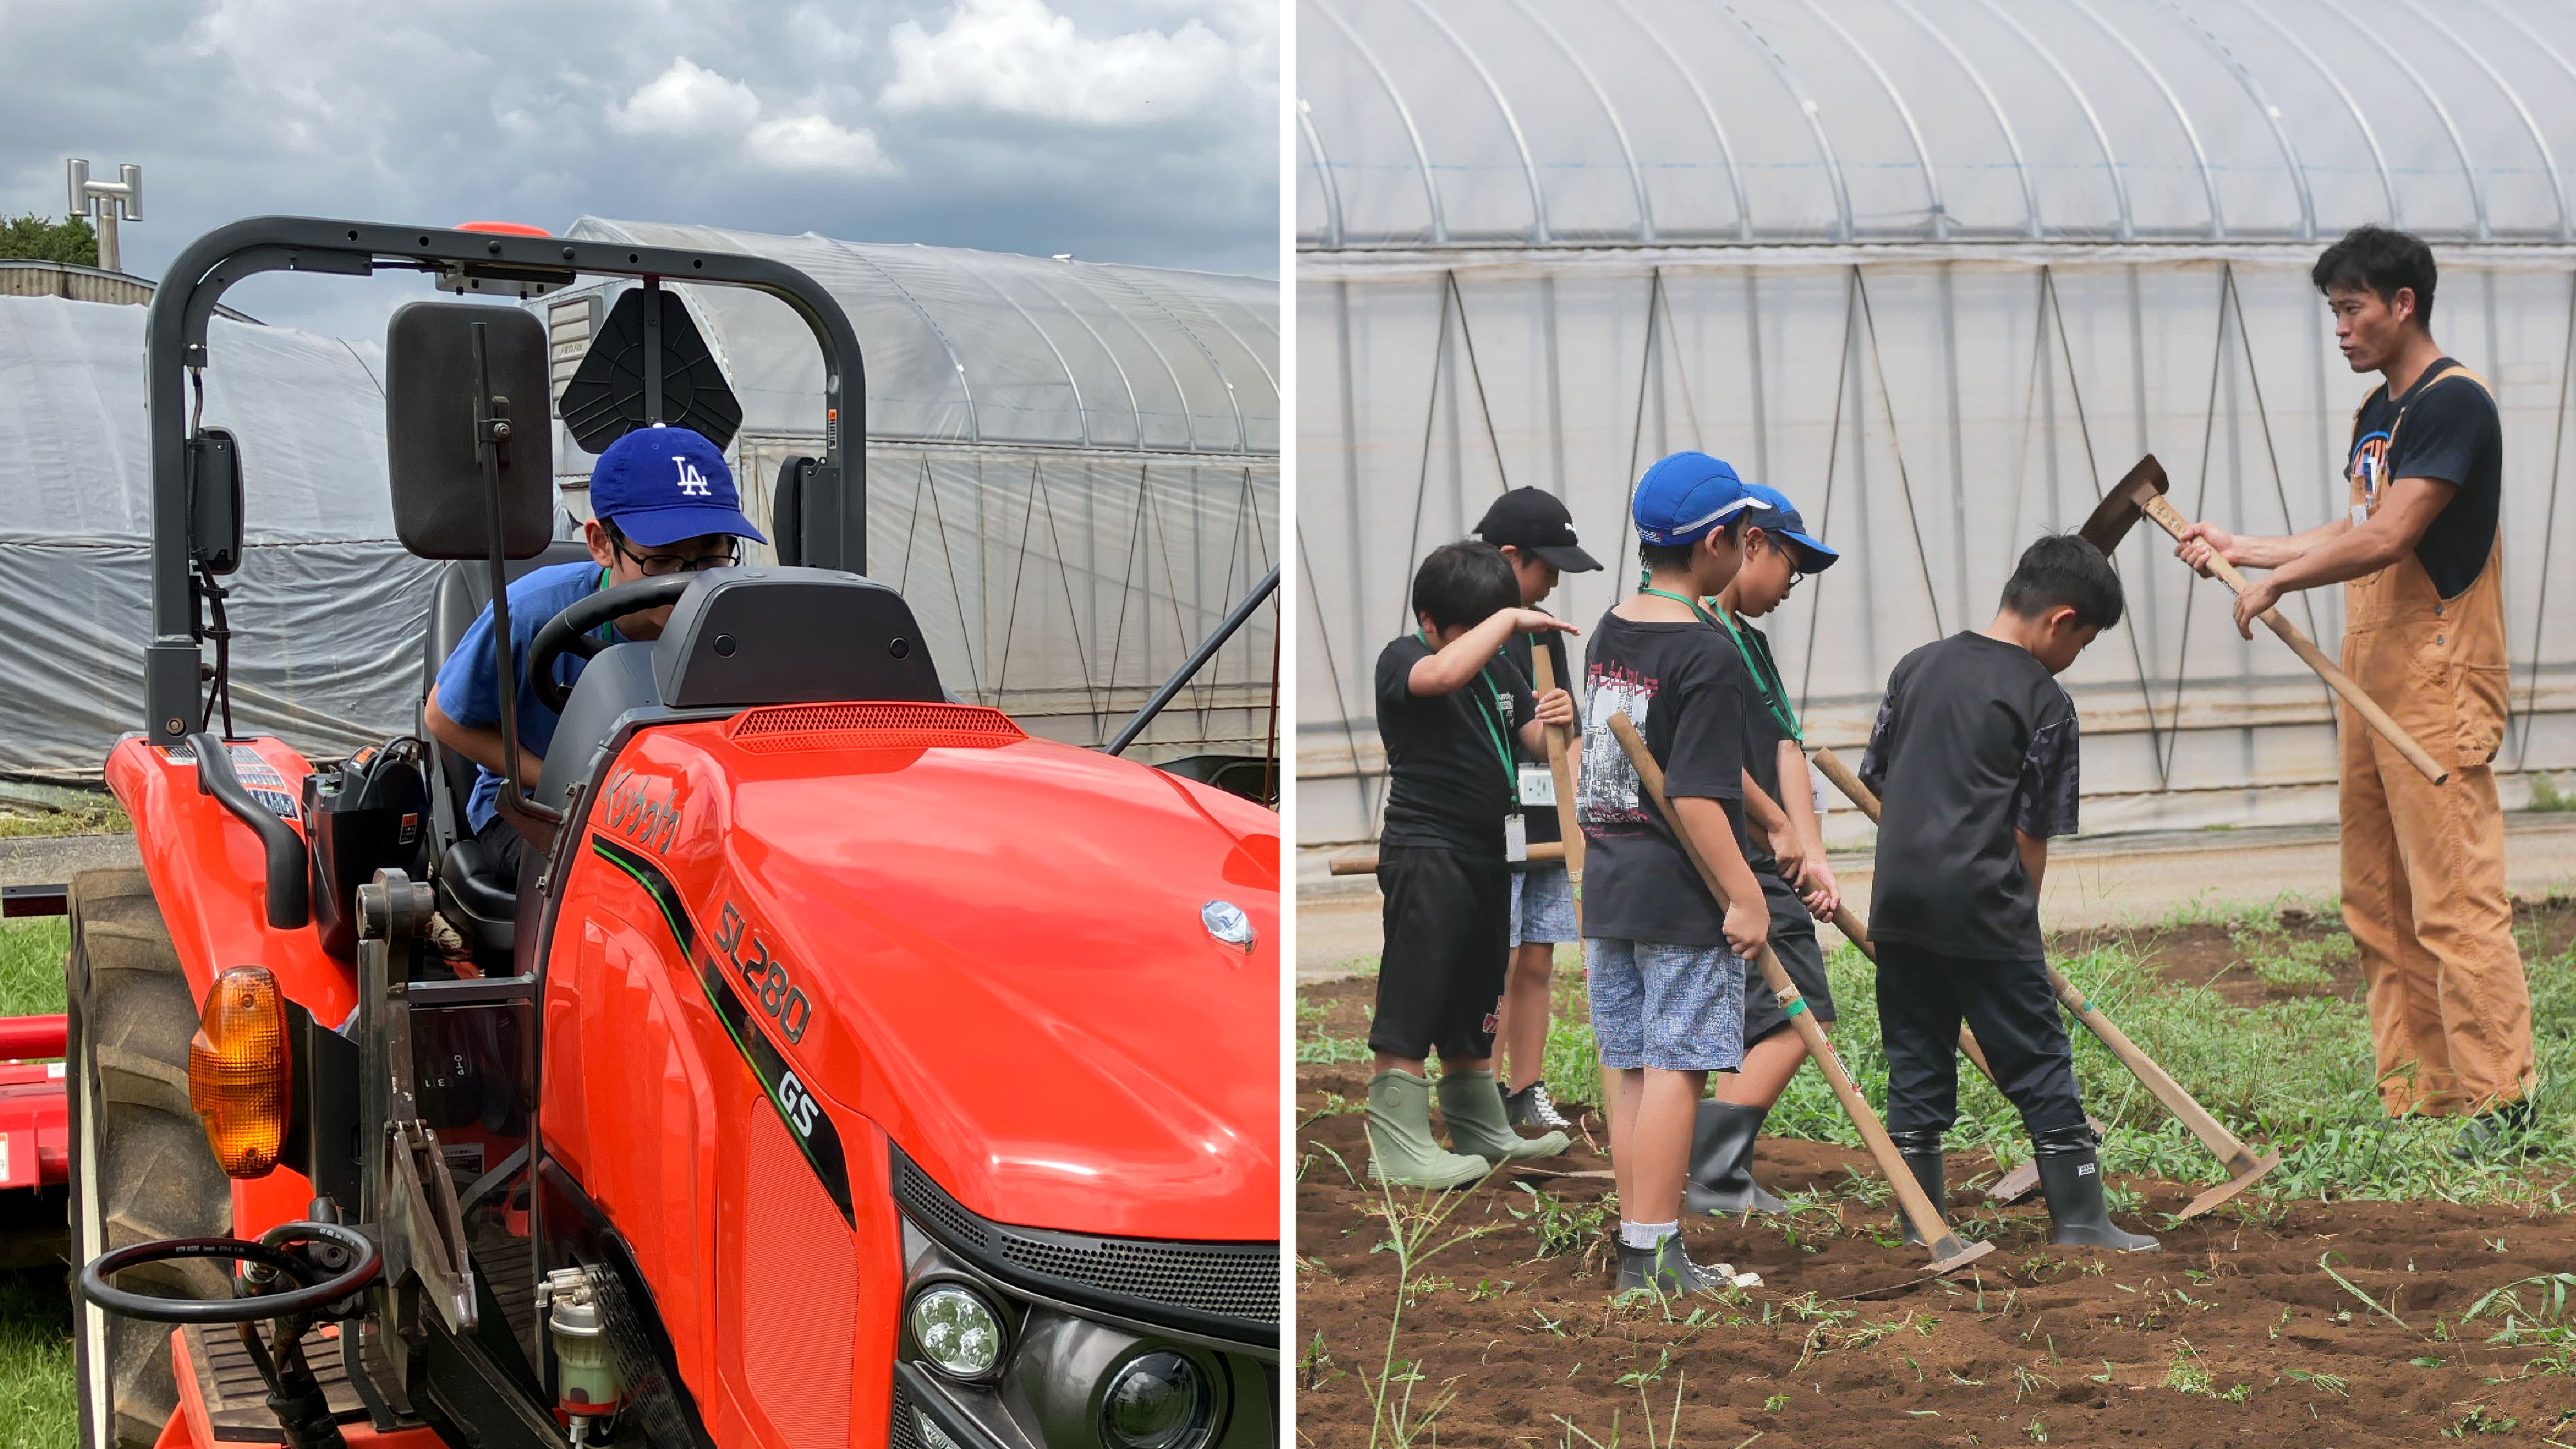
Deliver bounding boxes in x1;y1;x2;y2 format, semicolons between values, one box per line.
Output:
0;223;1276;786
550;220;1279;762
1296;0;2576;855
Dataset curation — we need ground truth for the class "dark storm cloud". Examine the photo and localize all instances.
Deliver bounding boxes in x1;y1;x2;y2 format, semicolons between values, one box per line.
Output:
0;0;1277;343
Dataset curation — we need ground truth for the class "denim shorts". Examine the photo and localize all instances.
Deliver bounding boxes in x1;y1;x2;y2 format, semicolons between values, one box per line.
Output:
1584;936;1747;1072
1509;863;1578;946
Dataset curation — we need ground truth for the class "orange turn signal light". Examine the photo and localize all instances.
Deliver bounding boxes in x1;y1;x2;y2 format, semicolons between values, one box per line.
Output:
187;965;290;1179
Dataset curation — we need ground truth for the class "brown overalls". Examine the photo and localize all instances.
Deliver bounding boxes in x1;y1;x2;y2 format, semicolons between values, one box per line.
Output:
2340;364;2534;1117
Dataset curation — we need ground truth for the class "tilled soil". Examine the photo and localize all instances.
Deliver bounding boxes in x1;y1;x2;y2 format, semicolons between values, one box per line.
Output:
1294;903;2576;1446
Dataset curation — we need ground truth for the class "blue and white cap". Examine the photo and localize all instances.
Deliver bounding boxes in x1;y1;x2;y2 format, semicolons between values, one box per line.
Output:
1632;451;1756;546
589;424;768;547
1741;482;1840;573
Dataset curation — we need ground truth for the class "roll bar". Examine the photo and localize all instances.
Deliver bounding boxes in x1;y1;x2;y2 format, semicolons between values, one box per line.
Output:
140;216;869;748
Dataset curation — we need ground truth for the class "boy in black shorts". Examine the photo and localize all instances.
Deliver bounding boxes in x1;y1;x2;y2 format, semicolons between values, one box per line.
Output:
1686;482;1842;1215
1473;488;1605;1133
1861;534;2158;1253
1368;542;1578;1187
1578;452;1768;1293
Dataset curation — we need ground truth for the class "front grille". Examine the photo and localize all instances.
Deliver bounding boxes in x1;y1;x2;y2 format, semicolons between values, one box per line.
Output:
894;1151;1278;1348
729;703;1025;752
999;1233;1277;1324
887;1382;924;1449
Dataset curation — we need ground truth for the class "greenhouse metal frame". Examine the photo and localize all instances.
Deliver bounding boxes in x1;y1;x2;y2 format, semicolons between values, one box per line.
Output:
1297;0;2576;854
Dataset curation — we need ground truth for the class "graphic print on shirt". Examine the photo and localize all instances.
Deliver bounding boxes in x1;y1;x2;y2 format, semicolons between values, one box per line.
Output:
1578;661;1659;830
2349;429;2391;507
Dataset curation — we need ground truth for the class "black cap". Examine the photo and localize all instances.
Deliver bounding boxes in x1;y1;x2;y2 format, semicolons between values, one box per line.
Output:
1472;487;1603;573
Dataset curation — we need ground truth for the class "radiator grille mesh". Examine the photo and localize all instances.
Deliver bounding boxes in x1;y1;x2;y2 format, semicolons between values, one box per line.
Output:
896;1157;1276;1335
729;703;1025;752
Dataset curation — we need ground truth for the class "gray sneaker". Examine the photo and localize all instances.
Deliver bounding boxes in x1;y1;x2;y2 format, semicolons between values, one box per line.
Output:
1504;1080;1574;1132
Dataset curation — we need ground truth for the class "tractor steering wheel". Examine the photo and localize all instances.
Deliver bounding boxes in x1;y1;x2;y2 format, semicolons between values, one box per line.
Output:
527;575;695;713
79;1220;381;1324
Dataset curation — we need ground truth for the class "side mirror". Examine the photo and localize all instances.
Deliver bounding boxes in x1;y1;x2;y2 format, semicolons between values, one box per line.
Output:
772;456;812;567
384;301;554;561
188;428;244;576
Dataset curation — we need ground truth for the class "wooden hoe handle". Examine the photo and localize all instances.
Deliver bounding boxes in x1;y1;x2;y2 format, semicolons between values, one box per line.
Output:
1530;646;1586;893
1808;746;2268;1179
2141;492;2447;786
1609;714;1990;1273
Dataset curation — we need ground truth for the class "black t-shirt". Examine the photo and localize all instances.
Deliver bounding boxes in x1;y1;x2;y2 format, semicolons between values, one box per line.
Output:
1376;634;1536;857
1725;615;1802;879
1577;609;1749;947
1501;622;1575;847
2347;356;2501;598
1859;632;2081;960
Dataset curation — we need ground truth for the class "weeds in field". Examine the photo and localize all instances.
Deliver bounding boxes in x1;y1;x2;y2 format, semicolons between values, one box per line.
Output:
1302;1331;1341;1390
1508;1180;1608;1264
2318;1251;2415;1332
1549;1371;1717;1449
1510;905;2576;1209
2461;1272;2576;1375
0;918;69;1019
2528;774;2575;812
2163;1338;2213;1395
1358;1173;1502;1448
0;796;128;838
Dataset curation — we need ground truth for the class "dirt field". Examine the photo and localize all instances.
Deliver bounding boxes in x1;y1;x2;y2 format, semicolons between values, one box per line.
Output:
1295;904;2576;1447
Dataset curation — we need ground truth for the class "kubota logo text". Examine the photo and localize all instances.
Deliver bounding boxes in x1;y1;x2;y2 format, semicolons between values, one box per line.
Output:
602;768;681;855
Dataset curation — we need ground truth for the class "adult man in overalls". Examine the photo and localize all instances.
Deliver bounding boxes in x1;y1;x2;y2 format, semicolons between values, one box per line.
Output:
2178;226;2533;1154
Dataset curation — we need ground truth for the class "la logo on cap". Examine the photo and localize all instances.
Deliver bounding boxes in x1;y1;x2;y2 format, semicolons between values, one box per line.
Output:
673;455;713;497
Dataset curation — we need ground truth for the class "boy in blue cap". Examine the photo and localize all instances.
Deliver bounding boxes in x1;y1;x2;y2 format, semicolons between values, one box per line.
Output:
1577;451;1766;1294
1686;482;1844;1217
424;424;764;884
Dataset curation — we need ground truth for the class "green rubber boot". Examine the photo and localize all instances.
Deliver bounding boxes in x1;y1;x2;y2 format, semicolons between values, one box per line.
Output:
1437;1069;1573;1164
1367;1071;1491;1188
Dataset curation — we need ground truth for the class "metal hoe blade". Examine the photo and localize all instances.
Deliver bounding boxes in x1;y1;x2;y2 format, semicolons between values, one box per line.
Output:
2179;1151;2283;1221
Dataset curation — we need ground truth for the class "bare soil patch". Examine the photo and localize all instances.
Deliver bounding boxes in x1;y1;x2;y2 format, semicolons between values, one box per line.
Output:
1295;897;2576;1446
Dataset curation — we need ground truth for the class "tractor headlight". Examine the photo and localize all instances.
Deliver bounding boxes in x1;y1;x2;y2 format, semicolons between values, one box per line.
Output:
907;1283;1007;1381
1099;1349;1213;1449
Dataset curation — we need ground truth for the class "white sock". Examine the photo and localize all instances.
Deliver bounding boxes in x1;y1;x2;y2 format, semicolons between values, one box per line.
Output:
1619;1219;1679;1250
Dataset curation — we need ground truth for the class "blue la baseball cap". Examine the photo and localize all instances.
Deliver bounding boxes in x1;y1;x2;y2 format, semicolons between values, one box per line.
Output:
590;424;768;547
1741;482;1840;573
1632;451;1755;546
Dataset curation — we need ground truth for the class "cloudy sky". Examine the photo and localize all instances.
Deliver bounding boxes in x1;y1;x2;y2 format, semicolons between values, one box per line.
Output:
1;0;1278;341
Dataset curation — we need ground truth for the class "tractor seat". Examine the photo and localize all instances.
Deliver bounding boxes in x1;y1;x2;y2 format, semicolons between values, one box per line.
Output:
420;541;594;951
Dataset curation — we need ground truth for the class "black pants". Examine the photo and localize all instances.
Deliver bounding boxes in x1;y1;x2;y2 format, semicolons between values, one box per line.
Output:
1369;844;1511;1061
1743;872;1833;1043
473;812;528;886
1875;940;2087;1138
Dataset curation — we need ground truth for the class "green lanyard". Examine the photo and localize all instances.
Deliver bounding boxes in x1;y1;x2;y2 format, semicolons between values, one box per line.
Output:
1705;601;1803;744
1419;630;1519;802
1640;586;1801;743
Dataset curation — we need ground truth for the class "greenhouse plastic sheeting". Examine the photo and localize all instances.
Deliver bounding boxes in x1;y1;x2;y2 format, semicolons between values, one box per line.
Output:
0;293;437;784
546;220;1280;759
1296;0;2576;851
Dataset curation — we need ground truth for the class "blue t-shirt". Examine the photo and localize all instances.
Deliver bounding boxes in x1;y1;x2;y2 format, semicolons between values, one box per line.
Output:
432;560;612;833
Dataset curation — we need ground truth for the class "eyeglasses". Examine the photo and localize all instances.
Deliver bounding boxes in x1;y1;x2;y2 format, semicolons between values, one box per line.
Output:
607;524;739;578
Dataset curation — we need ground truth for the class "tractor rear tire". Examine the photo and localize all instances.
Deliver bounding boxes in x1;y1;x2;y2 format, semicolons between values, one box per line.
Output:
66;867;231;1449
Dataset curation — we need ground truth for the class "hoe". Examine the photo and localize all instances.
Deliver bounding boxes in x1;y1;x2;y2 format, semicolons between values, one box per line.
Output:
39;217;1282;1449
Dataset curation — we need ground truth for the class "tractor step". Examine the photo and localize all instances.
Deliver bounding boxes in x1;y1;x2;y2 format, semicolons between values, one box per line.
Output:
180;1322;370;1441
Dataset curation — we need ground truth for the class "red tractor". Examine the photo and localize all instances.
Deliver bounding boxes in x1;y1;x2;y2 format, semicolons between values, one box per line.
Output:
53;218;1280;1449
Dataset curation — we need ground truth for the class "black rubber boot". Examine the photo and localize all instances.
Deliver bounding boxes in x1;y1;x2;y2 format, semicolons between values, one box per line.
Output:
1684;1101;1787;1216
1889;1129;1946;1247
2033;1128;2159;1252
2452;1099;2538;1160
1613;1234;1724;1296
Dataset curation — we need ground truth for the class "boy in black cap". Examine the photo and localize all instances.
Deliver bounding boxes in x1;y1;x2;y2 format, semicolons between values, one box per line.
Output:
1686;482;1843;1216
1473;487;1605;1132
1367;542;1578;1187
1860;534;2157;1253
1578;452;1766;1294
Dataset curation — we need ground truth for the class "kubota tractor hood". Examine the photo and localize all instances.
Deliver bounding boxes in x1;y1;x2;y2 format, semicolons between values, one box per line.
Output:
676;726;1280;1245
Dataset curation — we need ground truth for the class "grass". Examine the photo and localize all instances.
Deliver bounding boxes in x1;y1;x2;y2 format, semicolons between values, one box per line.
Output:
1;919;69;1019
0;920;72;1448
1293;900;2576;1208
2528;775;2576;814
0;800;129;839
